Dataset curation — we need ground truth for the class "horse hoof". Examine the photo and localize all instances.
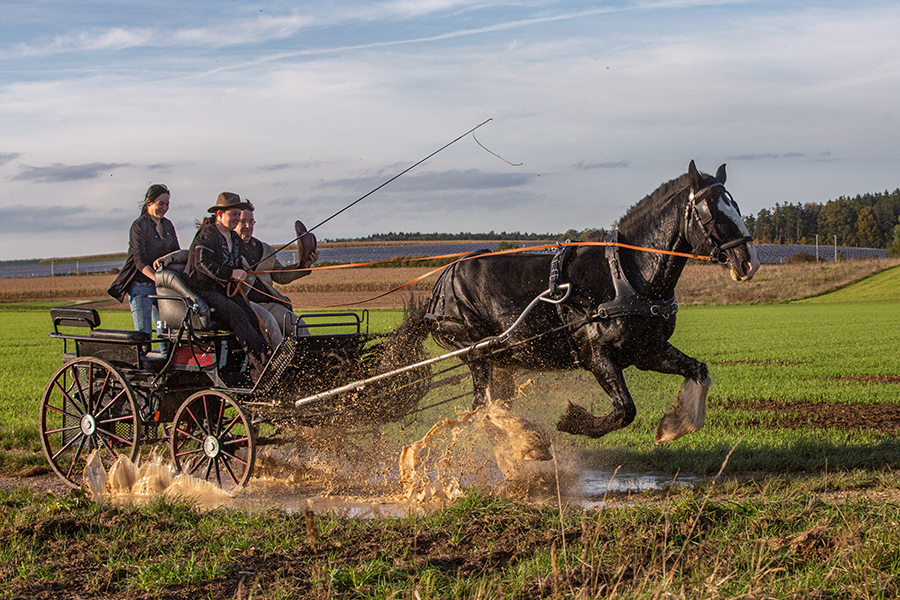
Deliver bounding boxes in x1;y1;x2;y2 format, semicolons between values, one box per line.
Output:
556;402;597;437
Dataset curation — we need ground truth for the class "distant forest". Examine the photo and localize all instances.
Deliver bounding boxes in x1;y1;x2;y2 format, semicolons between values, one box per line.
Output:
743;188;900;255
331;188;900;256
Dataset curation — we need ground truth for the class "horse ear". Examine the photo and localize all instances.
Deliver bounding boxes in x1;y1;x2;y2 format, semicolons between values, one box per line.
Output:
715;164;727;184
688;160;701;190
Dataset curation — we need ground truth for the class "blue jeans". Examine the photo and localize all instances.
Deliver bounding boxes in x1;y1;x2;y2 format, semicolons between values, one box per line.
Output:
129;281;168;357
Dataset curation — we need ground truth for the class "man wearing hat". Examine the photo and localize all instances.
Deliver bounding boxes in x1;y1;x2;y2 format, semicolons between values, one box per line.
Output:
234;201;318;344
185;192;271;382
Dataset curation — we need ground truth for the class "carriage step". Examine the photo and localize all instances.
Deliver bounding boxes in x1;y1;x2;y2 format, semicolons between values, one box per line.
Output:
252;336;302;396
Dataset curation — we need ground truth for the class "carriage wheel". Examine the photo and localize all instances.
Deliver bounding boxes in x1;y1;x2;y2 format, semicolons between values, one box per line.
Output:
169;390;255;489
39;357;141;488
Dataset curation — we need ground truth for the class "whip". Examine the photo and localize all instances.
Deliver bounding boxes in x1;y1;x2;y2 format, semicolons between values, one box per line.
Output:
253;118;495;269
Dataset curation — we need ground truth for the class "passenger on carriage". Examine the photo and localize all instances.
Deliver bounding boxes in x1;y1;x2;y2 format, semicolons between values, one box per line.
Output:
233;202;318;345
107;183;187;357
184;192;271;383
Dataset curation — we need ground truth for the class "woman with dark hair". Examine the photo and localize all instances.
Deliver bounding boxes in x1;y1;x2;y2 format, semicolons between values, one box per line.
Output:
108;184;185;347
185;192;271;383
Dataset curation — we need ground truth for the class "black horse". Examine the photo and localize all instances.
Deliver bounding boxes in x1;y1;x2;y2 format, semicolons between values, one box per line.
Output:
419;161;759;443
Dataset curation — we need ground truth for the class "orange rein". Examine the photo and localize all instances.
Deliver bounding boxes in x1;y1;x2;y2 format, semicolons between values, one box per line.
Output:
240;241;714;309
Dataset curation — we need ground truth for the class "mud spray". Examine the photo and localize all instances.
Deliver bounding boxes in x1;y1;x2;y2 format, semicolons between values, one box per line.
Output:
81;380;589;514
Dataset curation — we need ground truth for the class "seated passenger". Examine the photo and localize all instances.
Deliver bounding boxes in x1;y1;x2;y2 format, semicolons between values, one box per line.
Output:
234;202;318;343
184;192;270;383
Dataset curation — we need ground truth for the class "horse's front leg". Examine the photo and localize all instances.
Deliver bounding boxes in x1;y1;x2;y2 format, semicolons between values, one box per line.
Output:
636;342;711;443
556;356;636;439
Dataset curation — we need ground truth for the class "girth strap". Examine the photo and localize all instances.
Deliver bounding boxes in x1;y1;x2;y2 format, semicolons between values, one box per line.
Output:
548;241;576;300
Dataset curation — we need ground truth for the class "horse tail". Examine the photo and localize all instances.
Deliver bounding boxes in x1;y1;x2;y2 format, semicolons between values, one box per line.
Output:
376;294;431;374
361;294;433;423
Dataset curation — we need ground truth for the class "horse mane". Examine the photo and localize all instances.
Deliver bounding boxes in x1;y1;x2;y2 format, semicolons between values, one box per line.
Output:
618;173;690;231
618;168;717;234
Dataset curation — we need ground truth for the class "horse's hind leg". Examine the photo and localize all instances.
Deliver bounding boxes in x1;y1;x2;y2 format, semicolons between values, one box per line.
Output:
469;361;492;409
470;362;517;408
490;366;517;405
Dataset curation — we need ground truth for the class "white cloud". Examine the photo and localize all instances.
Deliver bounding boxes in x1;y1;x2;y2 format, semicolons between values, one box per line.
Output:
1;1;899;260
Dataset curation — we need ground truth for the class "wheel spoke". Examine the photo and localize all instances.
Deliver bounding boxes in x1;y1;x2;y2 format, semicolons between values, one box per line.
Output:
42;398;84;424
94;426;134;446
184;405;208;436
64;436;88;479
51;431;85;462
214;399;226;437
94;388;129;420
72;366;89;414
87;364;95;414
219;440;251;466
222;456;240;486
220;415;243;438
53;377;87;416
173;426;205;447
44;423;82;436
96;370;113;408
174;446;205;460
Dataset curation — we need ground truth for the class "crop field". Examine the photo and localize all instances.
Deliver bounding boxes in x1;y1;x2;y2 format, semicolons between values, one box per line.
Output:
2;263;900;598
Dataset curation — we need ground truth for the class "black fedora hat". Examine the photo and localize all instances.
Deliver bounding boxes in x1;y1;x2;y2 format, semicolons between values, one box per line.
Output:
207;192;251;213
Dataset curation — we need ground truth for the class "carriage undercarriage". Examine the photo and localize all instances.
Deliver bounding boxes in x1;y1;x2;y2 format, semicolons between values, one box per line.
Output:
40;301;431;491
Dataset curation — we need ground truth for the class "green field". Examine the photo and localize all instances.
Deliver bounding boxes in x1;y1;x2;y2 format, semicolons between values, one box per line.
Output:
3;273;900;476
4;271;900;599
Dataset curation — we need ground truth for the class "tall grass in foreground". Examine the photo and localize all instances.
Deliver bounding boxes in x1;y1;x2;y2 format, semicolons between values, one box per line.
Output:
3;473;900;599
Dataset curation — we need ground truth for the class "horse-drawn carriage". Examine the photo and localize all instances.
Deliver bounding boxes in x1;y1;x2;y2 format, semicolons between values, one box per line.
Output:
39;161;761;492
39;269;430;490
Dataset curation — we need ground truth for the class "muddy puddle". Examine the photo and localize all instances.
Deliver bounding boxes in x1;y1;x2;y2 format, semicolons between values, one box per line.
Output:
84;393;696;516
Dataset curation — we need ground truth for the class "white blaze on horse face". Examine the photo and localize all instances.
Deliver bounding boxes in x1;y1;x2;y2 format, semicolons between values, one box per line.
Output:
715;195;761;280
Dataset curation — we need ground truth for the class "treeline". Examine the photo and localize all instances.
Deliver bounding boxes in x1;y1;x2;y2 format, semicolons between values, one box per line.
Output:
744;189;900;254
329;231;555;242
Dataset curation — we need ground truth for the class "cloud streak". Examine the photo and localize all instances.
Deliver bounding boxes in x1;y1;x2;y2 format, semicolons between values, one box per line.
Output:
0;152;21;167
316;169;535;193
0;203;129;234
11;162;129;183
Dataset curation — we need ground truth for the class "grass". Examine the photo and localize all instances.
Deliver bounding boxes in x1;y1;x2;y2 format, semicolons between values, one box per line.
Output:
5;285;900;475
3;477;900;598
4;264;900;598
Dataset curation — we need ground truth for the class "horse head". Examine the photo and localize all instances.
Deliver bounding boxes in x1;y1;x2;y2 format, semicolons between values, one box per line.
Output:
684;161;760;281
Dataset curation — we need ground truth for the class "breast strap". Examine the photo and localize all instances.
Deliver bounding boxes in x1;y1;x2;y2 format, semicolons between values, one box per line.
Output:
591;232;678;320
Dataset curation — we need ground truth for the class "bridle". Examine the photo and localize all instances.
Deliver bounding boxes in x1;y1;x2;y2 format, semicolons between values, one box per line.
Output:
684;182;753;264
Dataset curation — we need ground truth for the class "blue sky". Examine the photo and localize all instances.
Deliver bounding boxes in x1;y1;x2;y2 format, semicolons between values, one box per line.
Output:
1;0;898;260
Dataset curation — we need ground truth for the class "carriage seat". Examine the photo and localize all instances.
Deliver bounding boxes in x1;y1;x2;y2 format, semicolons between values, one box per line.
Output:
155;269;219;332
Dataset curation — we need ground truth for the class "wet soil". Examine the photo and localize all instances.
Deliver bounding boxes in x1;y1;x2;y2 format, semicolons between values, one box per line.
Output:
720;396;900;432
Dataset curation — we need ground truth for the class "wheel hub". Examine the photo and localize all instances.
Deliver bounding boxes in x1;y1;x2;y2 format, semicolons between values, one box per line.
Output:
203;435;220;458
80;414;96;436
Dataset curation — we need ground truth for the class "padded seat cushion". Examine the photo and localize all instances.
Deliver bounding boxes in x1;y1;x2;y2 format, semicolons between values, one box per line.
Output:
155;269;217;331
90;329;151;343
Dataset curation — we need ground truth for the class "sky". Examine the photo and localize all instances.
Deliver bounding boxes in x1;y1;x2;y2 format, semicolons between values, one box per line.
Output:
1;0;898;260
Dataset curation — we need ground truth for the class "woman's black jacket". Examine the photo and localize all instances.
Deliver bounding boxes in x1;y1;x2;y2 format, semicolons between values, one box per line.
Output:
107;213;180;302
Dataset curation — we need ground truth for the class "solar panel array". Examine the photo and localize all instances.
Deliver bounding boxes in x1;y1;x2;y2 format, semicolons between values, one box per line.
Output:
0;242;889;279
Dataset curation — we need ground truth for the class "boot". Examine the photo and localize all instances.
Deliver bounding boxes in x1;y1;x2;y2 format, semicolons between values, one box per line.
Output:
248;350;270;385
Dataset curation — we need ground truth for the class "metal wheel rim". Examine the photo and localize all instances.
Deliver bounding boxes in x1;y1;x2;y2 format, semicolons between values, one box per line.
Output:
169;390;255;489
39;357;141;488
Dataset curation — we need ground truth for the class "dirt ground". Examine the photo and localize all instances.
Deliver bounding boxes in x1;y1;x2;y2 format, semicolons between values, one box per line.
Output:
721;396;900;432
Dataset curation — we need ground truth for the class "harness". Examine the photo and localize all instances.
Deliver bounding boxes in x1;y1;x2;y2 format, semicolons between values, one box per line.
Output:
548;233;679;323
